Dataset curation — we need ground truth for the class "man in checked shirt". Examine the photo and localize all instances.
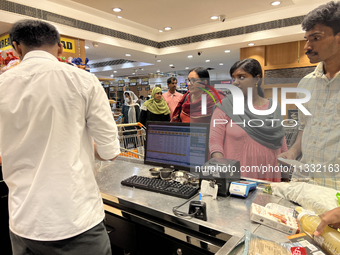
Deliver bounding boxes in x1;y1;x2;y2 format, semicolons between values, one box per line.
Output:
279;1;340;234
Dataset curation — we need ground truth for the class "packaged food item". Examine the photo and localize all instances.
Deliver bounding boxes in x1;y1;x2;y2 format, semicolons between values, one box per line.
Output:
298;212;340;255
250;203;300;235
287;233;326;255
265;203;296;218
243;230;304;255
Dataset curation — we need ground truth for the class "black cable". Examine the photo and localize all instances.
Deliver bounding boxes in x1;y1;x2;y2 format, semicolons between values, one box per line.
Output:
172;193;200;218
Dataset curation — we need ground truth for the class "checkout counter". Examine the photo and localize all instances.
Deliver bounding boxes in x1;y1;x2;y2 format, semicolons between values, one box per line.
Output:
96;157;298;255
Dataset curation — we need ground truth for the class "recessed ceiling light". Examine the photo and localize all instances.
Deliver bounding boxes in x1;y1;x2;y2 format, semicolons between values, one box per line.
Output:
169;64;174;67
224;50;231;53
157;59;161;62
85;46;89;49
125;54;131;57
210;16;219;20
248;43;255;46
219;63;224;65
187;55;193;58
110;74;114;77
132;72;135;75
114;71;117;73
117;16;122;19
159;30;163;32
205;60;210;62
164;27;172;31
185;67;189;69
157;70;160;72
113;7;122;12
271;1;281;6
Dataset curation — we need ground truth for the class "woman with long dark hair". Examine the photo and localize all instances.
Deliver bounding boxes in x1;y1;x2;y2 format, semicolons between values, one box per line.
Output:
209;58;287;182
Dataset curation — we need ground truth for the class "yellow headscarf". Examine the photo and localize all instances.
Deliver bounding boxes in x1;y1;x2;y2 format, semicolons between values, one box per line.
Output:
142;87;170;115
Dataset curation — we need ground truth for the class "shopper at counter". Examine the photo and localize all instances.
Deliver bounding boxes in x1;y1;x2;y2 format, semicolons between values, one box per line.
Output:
139;87;170;126
210;59;287;182
163;77;183;118
121;91;141;148
172;67;225;123
0;20;120;255
279;1;340;189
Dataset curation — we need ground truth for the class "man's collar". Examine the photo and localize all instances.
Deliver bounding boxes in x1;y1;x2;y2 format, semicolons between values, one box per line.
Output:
22;50;58;62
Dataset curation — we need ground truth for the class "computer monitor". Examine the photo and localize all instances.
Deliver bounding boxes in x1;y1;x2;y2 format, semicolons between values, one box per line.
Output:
144;122;209;172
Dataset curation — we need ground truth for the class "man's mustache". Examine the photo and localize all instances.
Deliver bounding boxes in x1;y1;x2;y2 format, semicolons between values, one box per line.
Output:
305;50;316;55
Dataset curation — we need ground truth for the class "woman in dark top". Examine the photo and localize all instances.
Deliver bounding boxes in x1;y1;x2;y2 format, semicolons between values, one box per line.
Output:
139;87;170;126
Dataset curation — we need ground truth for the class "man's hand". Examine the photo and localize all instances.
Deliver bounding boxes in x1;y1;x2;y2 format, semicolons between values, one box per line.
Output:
314;207;340;236
278;149;299;160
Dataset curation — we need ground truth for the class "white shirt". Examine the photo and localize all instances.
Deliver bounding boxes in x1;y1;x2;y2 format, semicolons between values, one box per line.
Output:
0;51;120;241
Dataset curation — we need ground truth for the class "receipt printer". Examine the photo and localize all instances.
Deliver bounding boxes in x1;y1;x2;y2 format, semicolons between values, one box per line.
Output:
199;158;240;197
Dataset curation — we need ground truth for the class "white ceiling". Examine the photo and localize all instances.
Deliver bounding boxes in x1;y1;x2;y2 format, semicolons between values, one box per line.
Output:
0;0;330;79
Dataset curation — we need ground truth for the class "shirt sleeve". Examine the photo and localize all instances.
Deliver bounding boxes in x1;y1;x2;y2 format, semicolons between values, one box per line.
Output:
209;107;228;157
84;75;120;160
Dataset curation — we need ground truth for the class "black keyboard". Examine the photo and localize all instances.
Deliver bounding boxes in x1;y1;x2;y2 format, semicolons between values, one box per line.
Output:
121;175;199;199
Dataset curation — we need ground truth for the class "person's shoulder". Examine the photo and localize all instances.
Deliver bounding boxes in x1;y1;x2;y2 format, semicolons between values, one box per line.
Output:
175;91;183;96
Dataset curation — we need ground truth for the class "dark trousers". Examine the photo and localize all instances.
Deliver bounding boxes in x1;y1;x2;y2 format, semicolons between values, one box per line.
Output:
10;221;111;255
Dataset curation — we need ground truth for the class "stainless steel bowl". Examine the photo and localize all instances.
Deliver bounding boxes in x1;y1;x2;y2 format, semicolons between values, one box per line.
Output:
149;168;161;178
160;168;173;180
171;171;189;184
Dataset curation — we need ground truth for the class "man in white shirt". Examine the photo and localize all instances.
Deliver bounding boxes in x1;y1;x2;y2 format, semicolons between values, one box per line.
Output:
0;19;120;255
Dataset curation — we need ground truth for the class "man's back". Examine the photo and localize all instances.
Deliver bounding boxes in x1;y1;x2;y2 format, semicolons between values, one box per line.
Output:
0;50;118;240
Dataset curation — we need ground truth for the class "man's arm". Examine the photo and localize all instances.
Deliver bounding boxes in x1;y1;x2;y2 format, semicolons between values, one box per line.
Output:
94;143;118;161
85;75;120;161
278;130;303;160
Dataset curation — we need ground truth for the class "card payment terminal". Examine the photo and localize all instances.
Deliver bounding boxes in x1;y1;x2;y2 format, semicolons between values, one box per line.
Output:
229;181;257;198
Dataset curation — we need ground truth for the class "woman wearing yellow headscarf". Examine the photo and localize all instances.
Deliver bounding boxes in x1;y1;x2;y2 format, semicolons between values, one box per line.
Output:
139;87;170;126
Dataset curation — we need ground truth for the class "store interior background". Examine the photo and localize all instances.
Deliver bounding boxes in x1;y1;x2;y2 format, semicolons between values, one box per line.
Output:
0;0;328;110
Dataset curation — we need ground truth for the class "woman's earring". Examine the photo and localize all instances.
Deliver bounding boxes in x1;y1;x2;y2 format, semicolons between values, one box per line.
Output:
255;82;258;87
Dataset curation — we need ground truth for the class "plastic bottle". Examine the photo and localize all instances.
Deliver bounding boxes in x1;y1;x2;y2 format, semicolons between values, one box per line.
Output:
298;212;340;255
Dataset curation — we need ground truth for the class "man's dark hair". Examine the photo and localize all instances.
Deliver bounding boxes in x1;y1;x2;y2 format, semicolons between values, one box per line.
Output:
9;19;60;48
139;95;144;99
230;58;264;97
167;77;177;84
302;1;340;35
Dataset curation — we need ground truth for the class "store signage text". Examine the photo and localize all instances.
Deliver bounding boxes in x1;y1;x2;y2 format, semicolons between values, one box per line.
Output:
0;34;12;51
60;37;75;53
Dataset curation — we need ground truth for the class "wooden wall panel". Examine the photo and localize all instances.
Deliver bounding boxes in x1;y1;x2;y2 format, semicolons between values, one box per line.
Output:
240;46;265;67
265;42;298;67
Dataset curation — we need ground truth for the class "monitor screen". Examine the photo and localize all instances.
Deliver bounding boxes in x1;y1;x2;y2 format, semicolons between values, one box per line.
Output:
144;122;209;171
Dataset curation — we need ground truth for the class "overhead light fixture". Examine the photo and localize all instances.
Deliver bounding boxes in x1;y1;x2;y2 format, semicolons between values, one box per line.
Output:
114;71;117;73
219;63;224;65
85;46;89;49
205;60;210;62
248;43;255;46
92;42;99;48
157;59;161;62
164;27;172;31
157;70;160;72
113;7;122;12
210;16;219;20
271;1;281;6
169;64;173;67
117;16;122;19
185;67;189;69
224;50;231;53
125;54;131;57
187;55;193;58
110;74;114;77
132;72;135;75
159;30;163;32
